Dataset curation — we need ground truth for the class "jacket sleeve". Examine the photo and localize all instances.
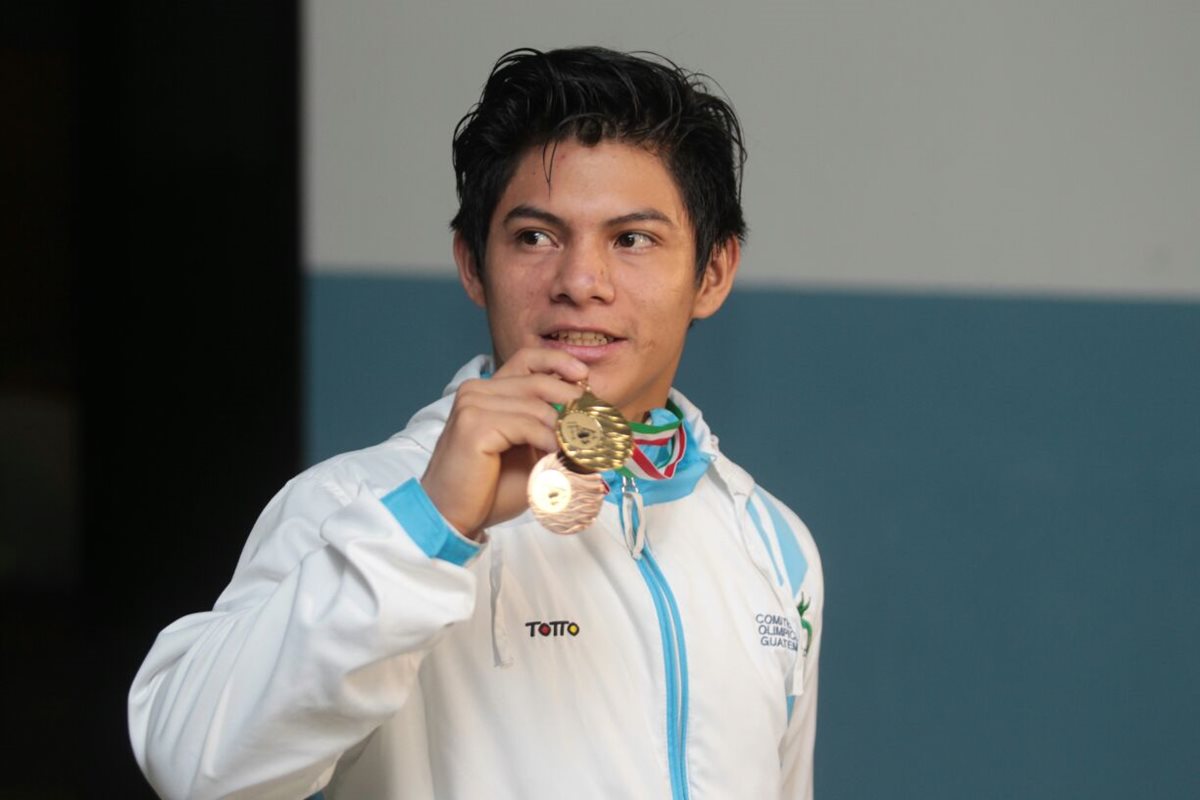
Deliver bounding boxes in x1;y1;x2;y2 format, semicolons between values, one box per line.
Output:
746;484;825;799
779;581;822;799
128;451;482;800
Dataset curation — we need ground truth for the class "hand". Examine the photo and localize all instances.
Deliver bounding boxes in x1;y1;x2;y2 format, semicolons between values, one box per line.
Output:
420;348;587;539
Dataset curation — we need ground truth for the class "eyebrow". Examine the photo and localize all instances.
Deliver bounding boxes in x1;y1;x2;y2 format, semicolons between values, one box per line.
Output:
502;204;676;229
503;205;565;228
609;210;676;228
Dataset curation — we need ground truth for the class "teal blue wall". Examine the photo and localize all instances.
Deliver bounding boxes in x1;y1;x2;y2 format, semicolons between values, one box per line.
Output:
308;275;1199;798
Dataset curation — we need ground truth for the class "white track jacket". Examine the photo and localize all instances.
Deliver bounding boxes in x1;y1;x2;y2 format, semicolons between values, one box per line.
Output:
129;357;824;799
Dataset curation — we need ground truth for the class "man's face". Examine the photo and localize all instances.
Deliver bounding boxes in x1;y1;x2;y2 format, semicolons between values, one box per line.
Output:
456;139;738;422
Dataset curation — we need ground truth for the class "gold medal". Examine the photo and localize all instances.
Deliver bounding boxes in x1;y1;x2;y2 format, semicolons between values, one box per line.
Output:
556;386;632;473
527;452;608;534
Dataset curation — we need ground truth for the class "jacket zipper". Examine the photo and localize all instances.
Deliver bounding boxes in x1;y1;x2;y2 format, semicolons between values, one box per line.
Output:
621;477;690;800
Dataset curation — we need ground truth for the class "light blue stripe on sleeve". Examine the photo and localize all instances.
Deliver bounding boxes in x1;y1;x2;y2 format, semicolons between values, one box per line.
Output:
755;489;808;596
381;478;480;566
746;498;785;586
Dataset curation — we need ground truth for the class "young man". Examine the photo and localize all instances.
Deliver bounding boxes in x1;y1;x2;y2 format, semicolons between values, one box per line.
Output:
129;47;823;799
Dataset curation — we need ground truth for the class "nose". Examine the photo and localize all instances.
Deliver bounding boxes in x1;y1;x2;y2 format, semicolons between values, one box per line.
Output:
551;241;615;305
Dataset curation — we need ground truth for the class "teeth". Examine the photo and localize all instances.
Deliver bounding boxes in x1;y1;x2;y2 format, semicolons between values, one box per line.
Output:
553;331;613;346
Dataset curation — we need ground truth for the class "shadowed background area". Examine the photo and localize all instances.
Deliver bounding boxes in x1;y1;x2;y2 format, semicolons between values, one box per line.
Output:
3;3;298;797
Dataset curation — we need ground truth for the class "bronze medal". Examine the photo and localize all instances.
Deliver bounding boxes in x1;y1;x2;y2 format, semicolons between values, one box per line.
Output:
527;452;607;535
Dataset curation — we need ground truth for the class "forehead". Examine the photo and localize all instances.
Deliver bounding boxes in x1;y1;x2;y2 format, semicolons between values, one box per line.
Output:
493;139;688;224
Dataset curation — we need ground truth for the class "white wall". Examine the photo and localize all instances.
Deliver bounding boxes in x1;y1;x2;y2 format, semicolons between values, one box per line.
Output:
306;0;1200;298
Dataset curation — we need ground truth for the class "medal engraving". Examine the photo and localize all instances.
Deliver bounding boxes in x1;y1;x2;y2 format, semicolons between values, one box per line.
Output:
527;452;607;534
559;410;604;452
556;387;632;472
528;460;572;515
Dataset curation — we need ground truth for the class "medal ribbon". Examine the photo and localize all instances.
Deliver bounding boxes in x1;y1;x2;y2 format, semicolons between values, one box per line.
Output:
616;401;687;482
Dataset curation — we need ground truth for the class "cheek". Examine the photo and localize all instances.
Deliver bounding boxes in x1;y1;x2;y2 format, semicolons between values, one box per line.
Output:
496;291;542;344
652;286;700;331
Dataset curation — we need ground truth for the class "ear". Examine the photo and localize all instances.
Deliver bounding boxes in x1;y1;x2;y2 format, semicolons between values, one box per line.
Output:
454;232;487;309
691;236;741;320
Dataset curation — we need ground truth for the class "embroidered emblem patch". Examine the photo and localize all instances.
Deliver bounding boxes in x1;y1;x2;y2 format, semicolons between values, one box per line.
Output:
797;594;814;656
525;620;581;637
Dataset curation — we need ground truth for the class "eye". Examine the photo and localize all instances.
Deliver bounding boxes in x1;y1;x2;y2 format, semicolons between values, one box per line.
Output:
615;231;654;249
517;230;554;247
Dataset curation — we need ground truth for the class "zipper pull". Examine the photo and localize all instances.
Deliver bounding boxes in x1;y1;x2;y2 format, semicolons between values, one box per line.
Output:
620;475;646;560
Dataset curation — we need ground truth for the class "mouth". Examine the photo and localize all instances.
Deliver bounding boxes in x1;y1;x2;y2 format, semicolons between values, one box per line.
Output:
544;330;618;347
540;329;625;363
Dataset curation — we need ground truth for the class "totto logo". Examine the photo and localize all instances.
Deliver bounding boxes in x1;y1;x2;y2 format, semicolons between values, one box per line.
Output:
524;620;580;637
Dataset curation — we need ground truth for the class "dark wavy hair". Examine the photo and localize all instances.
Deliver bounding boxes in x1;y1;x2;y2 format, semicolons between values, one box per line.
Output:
450;47;747;278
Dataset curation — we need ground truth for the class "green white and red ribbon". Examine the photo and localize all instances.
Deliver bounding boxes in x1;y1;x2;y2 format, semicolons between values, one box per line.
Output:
617;401;687;482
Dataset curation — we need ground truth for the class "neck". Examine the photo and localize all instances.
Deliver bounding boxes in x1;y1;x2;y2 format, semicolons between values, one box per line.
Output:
623;394;674;426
